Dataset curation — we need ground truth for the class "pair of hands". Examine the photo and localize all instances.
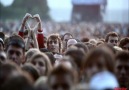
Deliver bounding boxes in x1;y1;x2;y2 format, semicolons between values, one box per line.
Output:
21;13;42;31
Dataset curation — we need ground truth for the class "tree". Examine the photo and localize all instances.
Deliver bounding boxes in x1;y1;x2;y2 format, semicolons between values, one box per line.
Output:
0;0;50;20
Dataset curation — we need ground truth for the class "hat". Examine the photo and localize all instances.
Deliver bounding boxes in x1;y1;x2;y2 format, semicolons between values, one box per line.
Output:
89;71;119;90
6;34;25;49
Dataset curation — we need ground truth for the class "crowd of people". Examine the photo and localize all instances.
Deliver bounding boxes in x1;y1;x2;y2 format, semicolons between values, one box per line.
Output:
0;13;129;90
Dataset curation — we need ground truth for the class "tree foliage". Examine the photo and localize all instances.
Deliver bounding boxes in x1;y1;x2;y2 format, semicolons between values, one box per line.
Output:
0;0;50;20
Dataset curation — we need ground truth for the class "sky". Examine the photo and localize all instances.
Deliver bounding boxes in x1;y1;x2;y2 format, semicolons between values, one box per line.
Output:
0;0;129;23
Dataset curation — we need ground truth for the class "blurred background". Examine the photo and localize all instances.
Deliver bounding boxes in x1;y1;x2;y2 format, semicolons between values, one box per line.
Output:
0;0;129;38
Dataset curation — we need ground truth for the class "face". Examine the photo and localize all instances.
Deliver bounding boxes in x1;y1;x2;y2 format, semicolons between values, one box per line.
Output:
115;60;129;87
49;74;74;90
31;57;46;76
0;42;4;51
63;35;73;49
107;36;118;46
85;56;107;80
122;43;129;52
67;39;77;49
0;52;7;64
48;38;59;54
6;45;24;65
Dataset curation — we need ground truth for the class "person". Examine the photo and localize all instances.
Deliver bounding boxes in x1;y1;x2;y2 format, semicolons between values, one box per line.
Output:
74;42;89;53
67;38;77;50
1;71;35;90
115;51;129;89
65;47;85;82
5;34;25;65
82;48;115;82
119;37;129;52
47;34;62;54
47;65;77;90
62;33;73;52
0;62;21;88
28;52;52;76
18;13;45;49
105;32;119;46
25;48;40;62
21;63;40;82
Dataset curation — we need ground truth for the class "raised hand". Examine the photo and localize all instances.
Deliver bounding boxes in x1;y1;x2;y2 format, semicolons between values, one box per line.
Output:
33;14;42;31
22;13;32;26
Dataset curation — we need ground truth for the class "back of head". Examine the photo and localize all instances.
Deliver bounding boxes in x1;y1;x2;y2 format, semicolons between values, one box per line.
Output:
1;72;34;90
22;63;40;81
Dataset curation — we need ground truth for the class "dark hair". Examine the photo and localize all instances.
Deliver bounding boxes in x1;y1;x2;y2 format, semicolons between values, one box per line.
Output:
0;62;21;87
65;48;85;70
22;63;40;81
81;37;89;42
45;52;55;66
119;37;129;48
1;73;34;90
105;32;119;42
6;35;25;52
47;65;77;84
115;51;129;62
74;42;89;53
62;33;73;40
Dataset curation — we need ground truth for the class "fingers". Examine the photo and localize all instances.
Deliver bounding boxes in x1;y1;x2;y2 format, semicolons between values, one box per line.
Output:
33;14;41;22
22;13;32;25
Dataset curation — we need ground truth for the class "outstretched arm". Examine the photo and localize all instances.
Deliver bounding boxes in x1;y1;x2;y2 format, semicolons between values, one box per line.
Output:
18;13;32;37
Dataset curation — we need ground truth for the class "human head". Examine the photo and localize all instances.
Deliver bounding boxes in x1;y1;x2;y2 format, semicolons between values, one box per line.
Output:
1;71;34;90
74;42;89;53
29;52;52;76
119;37;129;52
83;48;115;82
105;32;119;46
47;65;77;90
67;38;77;50
0;62;21;87
6;35;25;65
22;63;40;82
47;34;62;54
115;51;129;88
62;33;73;50
25;48;40;62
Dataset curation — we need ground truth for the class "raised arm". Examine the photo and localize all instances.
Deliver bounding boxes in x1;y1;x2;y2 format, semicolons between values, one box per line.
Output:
18;13;32;37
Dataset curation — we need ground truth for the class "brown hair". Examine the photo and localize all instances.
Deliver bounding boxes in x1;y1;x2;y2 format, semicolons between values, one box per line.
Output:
119;37;129;48
105;32;119;42
47;65;78;84
83;48;115;73
47;34;62;53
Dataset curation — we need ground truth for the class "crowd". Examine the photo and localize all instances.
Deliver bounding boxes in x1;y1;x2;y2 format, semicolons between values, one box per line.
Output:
0;13;129;90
